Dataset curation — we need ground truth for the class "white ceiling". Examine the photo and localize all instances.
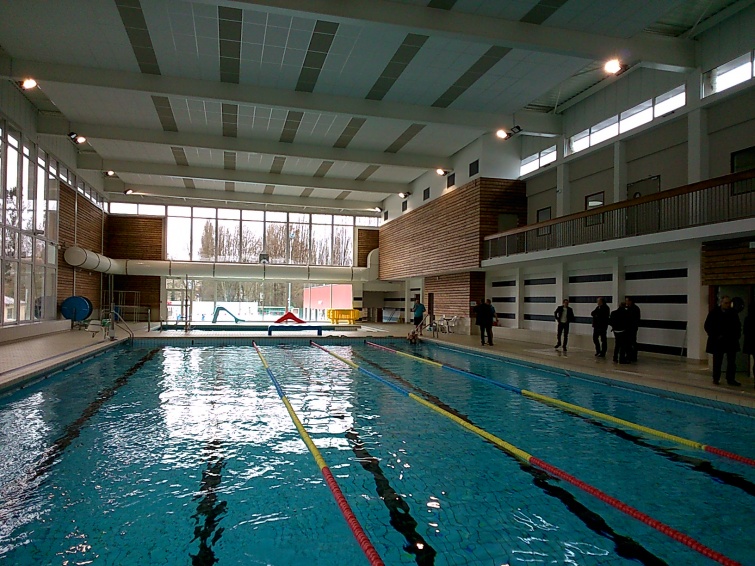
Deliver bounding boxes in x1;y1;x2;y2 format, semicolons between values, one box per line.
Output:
0;0;739;214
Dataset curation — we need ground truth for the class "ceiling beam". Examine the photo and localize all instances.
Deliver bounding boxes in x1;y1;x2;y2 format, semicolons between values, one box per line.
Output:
105;180;382;214
1;54;561;133
36;115;449;170
209;0;696;70
79;154;406;194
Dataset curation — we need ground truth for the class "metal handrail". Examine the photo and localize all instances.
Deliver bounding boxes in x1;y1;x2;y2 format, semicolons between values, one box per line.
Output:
483;169;755;260
111;310;135;342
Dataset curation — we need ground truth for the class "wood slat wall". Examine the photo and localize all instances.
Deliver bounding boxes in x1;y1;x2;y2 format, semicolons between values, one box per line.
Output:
702;238;755;285
57;183;104;311
106;216;165;321
379;178;526;280
424;271;486;317
356;228;379;268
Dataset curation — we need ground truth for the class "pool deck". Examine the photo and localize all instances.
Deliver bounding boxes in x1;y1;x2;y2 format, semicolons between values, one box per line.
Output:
1;323;754;412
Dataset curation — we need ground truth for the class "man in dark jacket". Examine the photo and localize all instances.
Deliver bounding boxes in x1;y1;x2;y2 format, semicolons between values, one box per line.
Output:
474;299;495;346
554;299;575;351
609;304;630;364
704;296;742;385
624;296;641;362
591;297;610;357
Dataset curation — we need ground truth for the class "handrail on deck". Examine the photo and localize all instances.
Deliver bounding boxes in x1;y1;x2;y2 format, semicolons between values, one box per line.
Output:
483;169;755;260
111;310;135;342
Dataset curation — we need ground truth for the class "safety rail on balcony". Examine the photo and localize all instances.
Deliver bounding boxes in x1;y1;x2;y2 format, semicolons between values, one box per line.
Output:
483;170;755;260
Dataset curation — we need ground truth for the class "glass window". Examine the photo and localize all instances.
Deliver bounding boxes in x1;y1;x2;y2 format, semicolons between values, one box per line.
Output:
36;150;47;233
311;223;332;264
312;213;332;224
355;216;378;226
539;146;557;166
570;129;589;154
193;218;216;261
109;202;138;215
241;220;264;262
242;210;264;221
536;207;551;236
166;216;191;260
590;115;618;145
18;262;31;321
620;100;653;133
289;222;310;264
265;221;287;263
333;215;354;225
21;144;34;232
713;53;752;94
193;207;216;219
20;233;33;260
217;219;241;262
654;85;685;117
217;208;239;220
35;239;45;264
266;211;287;223
168;205;192;217
332;225;353;266
289;213;308;223
5;131;19;227
4;228;17;258
520;154;539;176
138;204;165;216
33;265;44;320
585;191;604;209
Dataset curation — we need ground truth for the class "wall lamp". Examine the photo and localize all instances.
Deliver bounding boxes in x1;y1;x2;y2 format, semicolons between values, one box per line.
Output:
496;125;522;140
604;59;628;75
20;78;37;89
124;189;134;195
68;132;87;144
436;169;449;176
373;206;383;212
398;191;411;198
105;170;116;177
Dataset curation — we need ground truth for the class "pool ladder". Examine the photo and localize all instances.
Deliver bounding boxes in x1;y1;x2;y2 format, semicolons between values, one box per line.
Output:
110;310;135;343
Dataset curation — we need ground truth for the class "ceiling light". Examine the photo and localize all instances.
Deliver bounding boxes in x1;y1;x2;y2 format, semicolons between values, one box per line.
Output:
21;78;37;89
511;125;522;134
436;168;449;176
105;170;116;177
398;192;410;198
124;189;134;195
68;132;86;144
496;129;509;139
604;59;623;74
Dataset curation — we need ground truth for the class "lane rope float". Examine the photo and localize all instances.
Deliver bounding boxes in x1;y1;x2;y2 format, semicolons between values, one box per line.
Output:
252;342;384;566
317;341;741;566
366;341;755;467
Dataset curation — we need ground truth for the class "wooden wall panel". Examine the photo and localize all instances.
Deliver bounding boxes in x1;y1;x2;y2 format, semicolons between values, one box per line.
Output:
379;178;526;280
356;228;379;267
702;238;755;285
105;216;164;259
105;216;165;321
424;271;486;317
57;183;104;311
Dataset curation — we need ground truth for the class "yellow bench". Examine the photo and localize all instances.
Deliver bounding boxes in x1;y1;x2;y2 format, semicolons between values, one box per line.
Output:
326;308;362;324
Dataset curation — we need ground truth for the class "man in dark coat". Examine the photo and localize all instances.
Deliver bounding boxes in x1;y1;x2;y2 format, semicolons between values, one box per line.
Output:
704;296;742;386
624;296;641;362
609;303;630;364
554;299;575;351
474;299;495;346
591;297;610;357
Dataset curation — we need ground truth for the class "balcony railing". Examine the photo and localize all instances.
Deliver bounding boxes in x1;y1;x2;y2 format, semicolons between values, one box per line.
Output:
483;170;755;260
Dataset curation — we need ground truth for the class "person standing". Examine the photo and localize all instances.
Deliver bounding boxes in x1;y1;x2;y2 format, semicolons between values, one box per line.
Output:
486;299;499;326
474;299;494;346
554;299;575;352
609;303;630;364
591;297;610;357
624;296;641;362
704;296;742;386
411;297;426;334
743;305;755;384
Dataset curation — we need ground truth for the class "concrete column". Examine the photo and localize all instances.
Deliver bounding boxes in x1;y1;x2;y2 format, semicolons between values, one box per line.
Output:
611;256;624;309
555;262;567;302
686;252;708;361
688;108;709;183
556;139;569;216
613;140;627;204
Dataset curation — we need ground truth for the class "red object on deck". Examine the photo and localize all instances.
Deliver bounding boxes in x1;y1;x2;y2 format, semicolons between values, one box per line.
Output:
275;312;306;324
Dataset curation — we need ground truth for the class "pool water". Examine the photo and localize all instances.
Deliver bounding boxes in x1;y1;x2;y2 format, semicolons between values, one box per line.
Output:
0;340;753;565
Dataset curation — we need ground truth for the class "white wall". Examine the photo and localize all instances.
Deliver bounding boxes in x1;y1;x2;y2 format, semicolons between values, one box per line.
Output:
698;3;755;72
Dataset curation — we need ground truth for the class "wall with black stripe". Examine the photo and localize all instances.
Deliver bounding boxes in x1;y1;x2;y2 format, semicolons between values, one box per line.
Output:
567;268;614;329
522;274;557;331
490;278;516;327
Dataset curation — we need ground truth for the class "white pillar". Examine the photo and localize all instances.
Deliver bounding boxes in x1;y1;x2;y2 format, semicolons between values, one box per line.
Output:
515;267;524;329
612;256;624;309
613;140;627;204
686;252;708;360
686;70;708;184
556;138;569;216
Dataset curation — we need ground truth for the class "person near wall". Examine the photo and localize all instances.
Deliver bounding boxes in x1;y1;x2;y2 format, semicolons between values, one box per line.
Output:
486;299;499;326
591;297;610;358
474;299;495;346
743;305;755;384
609;303;630;364
553;299;575;352
704;295;742;386
624;296;641;362
411;297;426;335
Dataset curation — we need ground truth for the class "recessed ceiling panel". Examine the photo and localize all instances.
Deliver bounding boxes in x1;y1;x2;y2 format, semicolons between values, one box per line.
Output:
118;173;186;187
87;140;176;163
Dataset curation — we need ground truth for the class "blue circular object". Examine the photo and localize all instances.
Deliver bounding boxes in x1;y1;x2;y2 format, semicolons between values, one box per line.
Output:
60;296;93;321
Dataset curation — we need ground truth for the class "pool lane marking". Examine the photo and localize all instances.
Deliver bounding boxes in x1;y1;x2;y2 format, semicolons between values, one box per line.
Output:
319;342;741;566
348;351;668;564
366;342;755;468
251;342;384;566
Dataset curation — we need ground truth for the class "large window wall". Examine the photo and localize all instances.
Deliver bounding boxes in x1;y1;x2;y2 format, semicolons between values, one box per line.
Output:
109;203;379;266
1;123;59;324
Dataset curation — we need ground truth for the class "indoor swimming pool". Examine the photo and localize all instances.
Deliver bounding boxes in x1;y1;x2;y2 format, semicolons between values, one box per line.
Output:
0;339;753;565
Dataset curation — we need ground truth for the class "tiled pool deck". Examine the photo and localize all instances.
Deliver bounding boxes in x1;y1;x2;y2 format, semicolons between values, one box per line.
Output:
2;323;754;414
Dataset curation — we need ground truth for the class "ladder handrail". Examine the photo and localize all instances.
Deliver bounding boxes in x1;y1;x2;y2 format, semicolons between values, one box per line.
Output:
111;310;135;341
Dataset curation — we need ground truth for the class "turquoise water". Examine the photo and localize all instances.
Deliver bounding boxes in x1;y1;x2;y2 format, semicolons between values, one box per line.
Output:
1;340;754;565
